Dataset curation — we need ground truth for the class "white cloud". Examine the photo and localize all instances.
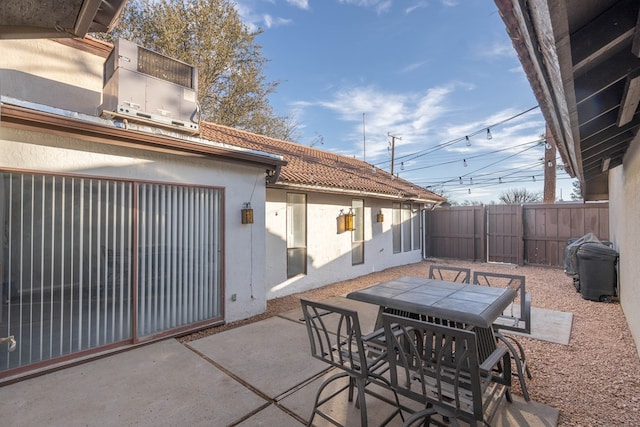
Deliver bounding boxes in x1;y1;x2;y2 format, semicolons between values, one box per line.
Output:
410;86;453;131
484;41;516;58
338;0;393;14
294;83;457;158
286;0;310;9
235;1;293;30
405;1;428;14
263;14;292;28
399;61;427;74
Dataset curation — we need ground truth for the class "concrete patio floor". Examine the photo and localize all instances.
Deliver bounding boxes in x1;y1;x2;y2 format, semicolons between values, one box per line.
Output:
0;297;563;426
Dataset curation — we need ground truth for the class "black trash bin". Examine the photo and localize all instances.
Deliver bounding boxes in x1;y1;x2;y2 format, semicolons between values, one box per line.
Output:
576;243;618;302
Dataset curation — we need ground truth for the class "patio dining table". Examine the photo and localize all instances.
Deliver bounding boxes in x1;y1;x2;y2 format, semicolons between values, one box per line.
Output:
346;276;518;329
347;276;516;424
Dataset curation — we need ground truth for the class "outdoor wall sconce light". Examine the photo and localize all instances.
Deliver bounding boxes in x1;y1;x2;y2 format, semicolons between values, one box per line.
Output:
376;210;384;223
337;208;356;233
241;202;254;224
344;208;356;231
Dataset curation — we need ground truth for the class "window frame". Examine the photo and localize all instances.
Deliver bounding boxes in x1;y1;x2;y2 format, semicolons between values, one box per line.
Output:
392;202;422;253
286;192;307;278
351;199;365;265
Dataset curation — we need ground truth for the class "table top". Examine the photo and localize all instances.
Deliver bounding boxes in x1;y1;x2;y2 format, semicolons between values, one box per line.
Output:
346;276;517;328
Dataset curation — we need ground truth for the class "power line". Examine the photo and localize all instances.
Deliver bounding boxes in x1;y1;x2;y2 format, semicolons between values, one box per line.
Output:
402;138;541;173
374;105;540;167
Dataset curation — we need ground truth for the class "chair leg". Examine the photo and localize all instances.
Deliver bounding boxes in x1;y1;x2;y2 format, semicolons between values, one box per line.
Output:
499;332;532;378
349;377;355;402
496;332;531;401
307;372;351;427
357;378;368;427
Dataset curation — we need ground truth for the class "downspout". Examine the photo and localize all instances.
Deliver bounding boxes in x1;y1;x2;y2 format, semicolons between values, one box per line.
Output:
266;164;282;184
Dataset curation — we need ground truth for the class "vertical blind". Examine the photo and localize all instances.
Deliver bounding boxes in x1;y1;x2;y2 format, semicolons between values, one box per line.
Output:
0;172;223;372
137;184;222;337
0;173;133;370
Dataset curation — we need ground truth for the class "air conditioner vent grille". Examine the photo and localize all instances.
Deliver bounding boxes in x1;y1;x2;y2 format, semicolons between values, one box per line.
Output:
137;46;194;89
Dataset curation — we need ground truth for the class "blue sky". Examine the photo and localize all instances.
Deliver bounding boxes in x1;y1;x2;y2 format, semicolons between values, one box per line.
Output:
233;0;576;204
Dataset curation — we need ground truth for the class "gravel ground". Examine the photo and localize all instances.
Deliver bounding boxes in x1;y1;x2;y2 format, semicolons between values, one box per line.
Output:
180;259;640;426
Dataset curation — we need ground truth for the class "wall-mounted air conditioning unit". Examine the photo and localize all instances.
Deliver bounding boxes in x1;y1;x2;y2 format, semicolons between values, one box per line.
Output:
102;38;199;133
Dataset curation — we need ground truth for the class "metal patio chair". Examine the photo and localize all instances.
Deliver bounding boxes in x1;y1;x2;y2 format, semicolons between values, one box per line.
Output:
300;298;404;427
382;313;511;427
472;271;533;401
428;265;471;283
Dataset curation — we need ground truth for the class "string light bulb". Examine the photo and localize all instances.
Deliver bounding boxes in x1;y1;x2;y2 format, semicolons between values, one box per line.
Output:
459;176;463;184
532;176;536;182
486;128;493;140
463;159;468;167
499;177;502;183
465;135;471;146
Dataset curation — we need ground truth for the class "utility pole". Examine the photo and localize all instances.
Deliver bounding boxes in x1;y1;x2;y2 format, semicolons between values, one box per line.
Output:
388;132;402;175
362;113;366;162
543;125;557;204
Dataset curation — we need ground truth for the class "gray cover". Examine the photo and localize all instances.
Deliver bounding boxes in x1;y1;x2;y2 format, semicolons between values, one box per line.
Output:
564;233;602;276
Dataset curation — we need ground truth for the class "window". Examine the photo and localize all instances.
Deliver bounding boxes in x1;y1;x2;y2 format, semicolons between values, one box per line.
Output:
286;193;307;278
351;199;364;265
413;207;422;250
393;202;422;253
402;203;412;252
392;202;401;253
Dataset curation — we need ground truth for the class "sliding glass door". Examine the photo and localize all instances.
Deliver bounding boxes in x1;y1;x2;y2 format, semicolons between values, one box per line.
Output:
0;171;223;373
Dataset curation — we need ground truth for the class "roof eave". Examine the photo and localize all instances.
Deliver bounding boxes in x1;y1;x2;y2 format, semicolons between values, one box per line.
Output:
0;102;286;171
495;0;582;180
268;182;445;204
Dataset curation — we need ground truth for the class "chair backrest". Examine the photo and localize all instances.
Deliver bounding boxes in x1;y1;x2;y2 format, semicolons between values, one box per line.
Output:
428;265;471;283
381;313;484;422
472;271;530;333
300;298;369;379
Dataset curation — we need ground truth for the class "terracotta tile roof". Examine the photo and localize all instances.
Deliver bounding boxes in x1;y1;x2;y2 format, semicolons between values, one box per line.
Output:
200;122;445;204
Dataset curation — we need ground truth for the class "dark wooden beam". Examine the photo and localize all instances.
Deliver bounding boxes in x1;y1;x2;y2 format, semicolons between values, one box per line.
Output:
579;109;619;141
575;48;640;105
581;120;638;151
582;134;634;164
584;156;624;176
632;3;640;57
571;0;638;74
577;80;625;124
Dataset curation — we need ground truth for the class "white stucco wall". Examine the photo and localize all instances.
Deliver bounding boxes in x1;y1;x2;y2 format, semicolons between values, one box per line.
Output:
0;127;268;322
265;188;424;299
609;136;640;356
0;39;104;115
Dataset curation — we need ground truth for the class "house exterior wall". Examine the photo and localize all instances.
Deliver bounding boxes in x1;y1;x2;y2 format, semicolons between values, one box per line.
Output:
0;126;268;322
265;188;423;299
0;39;104;116
609;136;640;355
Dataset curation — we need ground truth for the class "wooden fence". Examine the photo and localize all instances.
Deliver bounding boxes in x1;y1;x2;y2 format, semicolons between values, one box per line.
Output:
423;202;609;267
